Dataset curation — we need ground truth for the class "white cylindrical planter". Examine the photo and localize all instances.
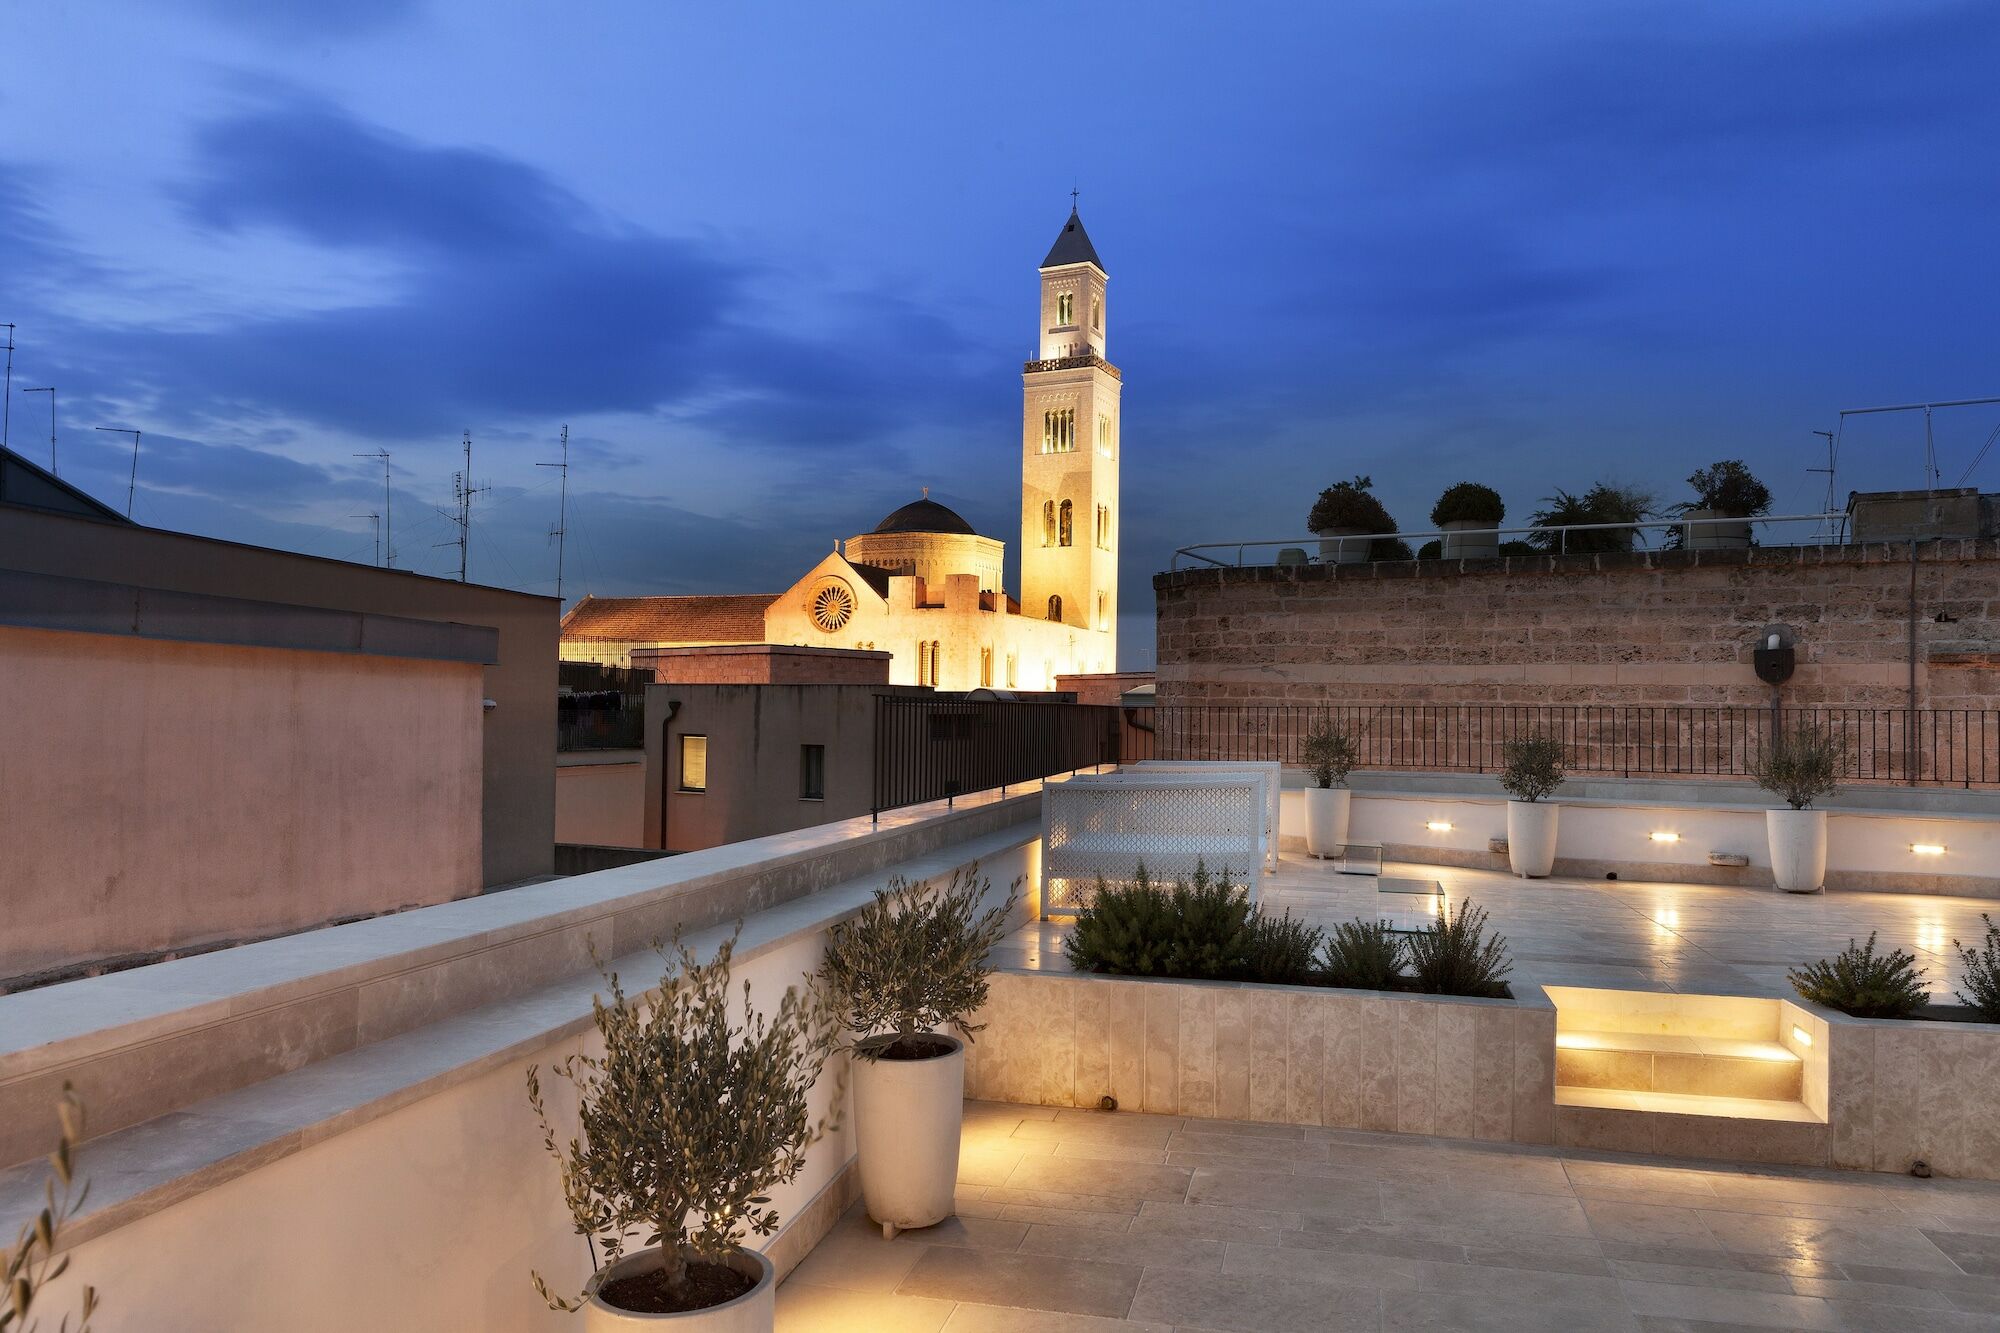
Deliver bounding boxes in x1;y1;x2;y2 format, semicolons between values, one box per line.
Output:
583;1246;774;1332
1506;801;1559;878
1683;508;1752;550
1304;786;1352;858
1767;809;1828;893
1439;520;1499;560
854;1034;965;1238
1314;527;1371;565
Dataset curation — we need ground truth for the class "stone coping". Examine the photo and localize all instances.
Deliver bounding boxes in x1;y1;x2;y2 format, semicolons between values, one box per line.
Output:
996;963;1554;1012
0;786;1037;1169
0;821;1038;1256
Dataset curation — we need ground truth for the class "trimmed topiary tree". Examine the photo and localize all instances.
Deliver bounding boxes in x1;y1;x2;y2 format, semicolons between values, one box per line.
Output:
1430;482;1504;528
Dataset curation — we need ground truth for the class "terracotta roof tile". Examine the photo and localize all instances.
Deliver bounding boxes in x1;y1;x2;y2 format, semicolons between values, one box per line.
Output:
559;593;777;644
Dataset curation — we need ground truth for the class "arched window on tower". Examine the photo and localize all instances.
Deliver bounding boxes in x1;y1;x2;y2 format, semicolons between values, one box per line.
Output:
1091;295;1102;331
1059;499;1073;547
1096;504;1110;549
1047;594;1063;623
1096;591;1108;630
1042;500;1056;546
1057;292;1073;325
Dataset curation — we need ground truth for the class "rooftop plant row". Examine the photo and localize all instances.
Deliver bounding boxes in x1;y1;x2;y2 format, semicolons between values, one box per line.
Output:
1305;460;1775;542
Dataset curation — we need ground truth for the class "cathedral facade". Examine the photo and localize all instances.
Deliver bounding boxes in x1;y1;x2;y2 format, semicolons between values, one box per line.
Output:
561;208;1122;691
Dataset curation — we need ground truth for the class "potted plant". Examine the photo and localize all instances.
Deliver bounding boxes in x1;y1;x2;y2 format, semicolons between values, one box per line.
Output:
1500;733;1567;877
1751;722;1843;893
1299;718;1359;857
1673;460;1771;550
819;866;1018;1240
1529;483;1652;554
1307;475;1397;565
528;931;837;1330
1430;482;1504;559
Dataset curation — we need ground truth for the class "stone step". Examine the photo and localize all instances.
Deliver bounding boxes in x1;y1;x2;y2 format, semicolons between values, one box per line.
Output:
1555;1085;1820;1123
1555;1028;1803;1101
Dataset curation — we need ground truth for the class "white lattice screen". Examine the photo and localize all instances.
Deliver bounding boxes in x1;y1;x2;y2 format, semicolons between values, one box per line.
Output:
1042;775;1264;915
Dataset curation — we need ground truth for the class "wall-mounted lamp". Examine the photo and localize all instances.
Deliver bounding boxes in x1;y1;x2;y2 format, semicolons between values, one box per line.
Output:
1648;831;1680;844
1791;1025;1813;1048
1911;844;1946;856
481;698;498;712
1425;820;1453;832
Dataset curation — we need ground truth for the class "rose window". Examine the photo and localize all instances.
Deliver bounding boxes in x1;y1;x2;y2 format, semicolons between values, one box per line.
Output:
811;583;854;632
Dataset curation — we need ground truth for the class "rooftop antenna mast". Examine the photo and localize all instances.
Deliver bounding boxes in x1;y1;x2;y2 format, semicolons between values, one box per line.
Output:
94;426;142;517
355;450;394;567
536;424;570;606
1;324;15;450
437;430;489;583
1838;396;2000;490
1807;429;1837;540
351;512;381;567
21;386;55;474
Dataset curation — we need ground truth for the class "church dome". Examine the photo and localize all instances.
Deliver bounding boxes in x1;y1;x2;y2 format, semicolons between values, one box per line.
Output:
871;496;978;536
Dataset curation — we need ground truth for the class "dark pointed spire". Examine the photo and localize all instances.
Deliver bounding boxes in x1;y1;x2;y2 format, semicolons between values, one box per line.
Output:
1041;203;1104;271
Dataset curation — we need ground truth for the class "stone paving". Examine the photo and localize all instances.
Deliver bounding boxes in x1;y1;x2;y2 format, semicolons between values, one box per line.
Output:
993;851;2000;1003
775;1099;2000;1332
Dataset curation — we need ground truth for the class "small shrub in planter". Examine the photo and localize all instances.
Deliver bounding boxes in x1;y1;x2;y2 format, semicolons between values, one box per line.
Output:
5;1083;99;1333
528;931;837;1316
1430;482;1504;528
1498;539;1538;556
1416;539;1441;559
1953;915;2000;1022
1499;735;1567;803
820;865;1019;1061
1529;483;1652;553
1166;862;1258;980
1788;933;1928;1019
1062;868;1180;976
1751;724;1843;810
820;865;1017;1236
1307;475;1394;534
1406;899;1513;998
1679;459;1773;518
1246;910;1324;985
1321;918;1406;990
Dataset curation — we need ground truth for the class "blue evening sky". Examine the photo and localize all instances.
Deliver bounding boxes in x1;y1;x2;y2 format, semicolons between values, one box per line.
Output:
4;1;1997;668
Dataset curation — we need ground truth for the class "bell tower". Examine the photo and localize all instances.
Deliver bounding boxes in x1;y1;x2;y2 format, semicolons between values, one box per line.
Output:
1020;204;1120;654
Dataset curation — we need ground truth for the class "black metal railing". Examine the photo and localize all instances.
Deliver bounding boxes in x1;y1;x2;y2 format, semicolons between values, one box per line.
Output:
871;697;1154;817
1153;704;2000;788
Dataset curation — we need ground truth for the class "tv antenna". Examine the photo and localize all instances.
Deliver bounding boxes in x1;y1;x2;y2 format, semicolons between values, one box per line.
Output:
436;430;489;583
536;424;570;606
1838;395;2000;490
93;426;142;517
1;324;15;450
20;386;54;474
355;450;395;567
351;512;382;566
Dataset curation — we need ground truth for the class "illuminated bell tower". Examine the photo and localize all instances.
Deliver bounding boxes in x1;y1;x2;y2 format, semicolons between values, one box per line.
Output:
1020;204;1120;655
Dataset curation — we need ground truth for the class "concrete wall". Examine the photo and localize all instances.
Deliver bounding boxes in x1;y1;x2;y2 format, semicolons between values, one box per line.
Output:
634;643;891;686
1155;540;2000;711
553;752;647;848
645;683;925;852
0;625;482;981
0;506;557;888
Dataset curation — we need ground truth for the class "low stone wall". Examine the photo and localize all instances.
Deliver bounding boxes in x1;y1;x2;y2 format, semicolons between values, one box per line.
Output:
965;969;1556;1144
1821;1005;2000;1180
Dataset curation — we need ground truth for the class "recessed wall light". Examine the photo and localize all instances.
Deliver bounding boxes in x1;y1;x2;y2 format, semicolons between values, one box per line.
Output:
1911;844;1946;856
1649;831;1680;843
1426;820;1453;832
1791;1025;1813;1048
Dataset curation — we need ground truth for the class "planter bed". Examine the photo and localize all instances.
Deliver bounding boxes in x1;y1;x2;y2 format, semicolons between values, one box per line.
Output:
964;967;1555;1144
1812;1002;2000;1180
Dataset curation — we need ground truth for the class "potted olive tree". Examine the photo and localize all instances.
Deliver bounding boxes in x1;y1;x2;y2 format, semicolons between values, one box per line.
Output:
819;866;1018;1240
1431;482;1504;559
1673;460;1771;550
1300;718;1360;857
1500;734;1567;877
528;932;837;1331
1751;723;1843;893
1308;475;1398;565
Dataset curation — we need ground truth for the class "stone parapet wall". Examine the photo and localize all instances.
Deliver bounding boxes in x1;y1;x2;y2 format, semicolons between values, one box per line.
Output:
1154;541;2000;710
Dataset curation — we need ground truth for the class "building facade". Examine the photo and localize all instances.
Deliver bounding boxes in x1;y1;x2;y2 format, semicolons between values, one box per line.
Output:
560;207;1122;690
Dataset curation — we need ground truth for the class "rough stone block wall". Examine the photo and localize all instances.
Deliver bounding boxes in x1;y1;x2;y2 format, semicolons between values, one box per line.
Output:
1154;541;2000;710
